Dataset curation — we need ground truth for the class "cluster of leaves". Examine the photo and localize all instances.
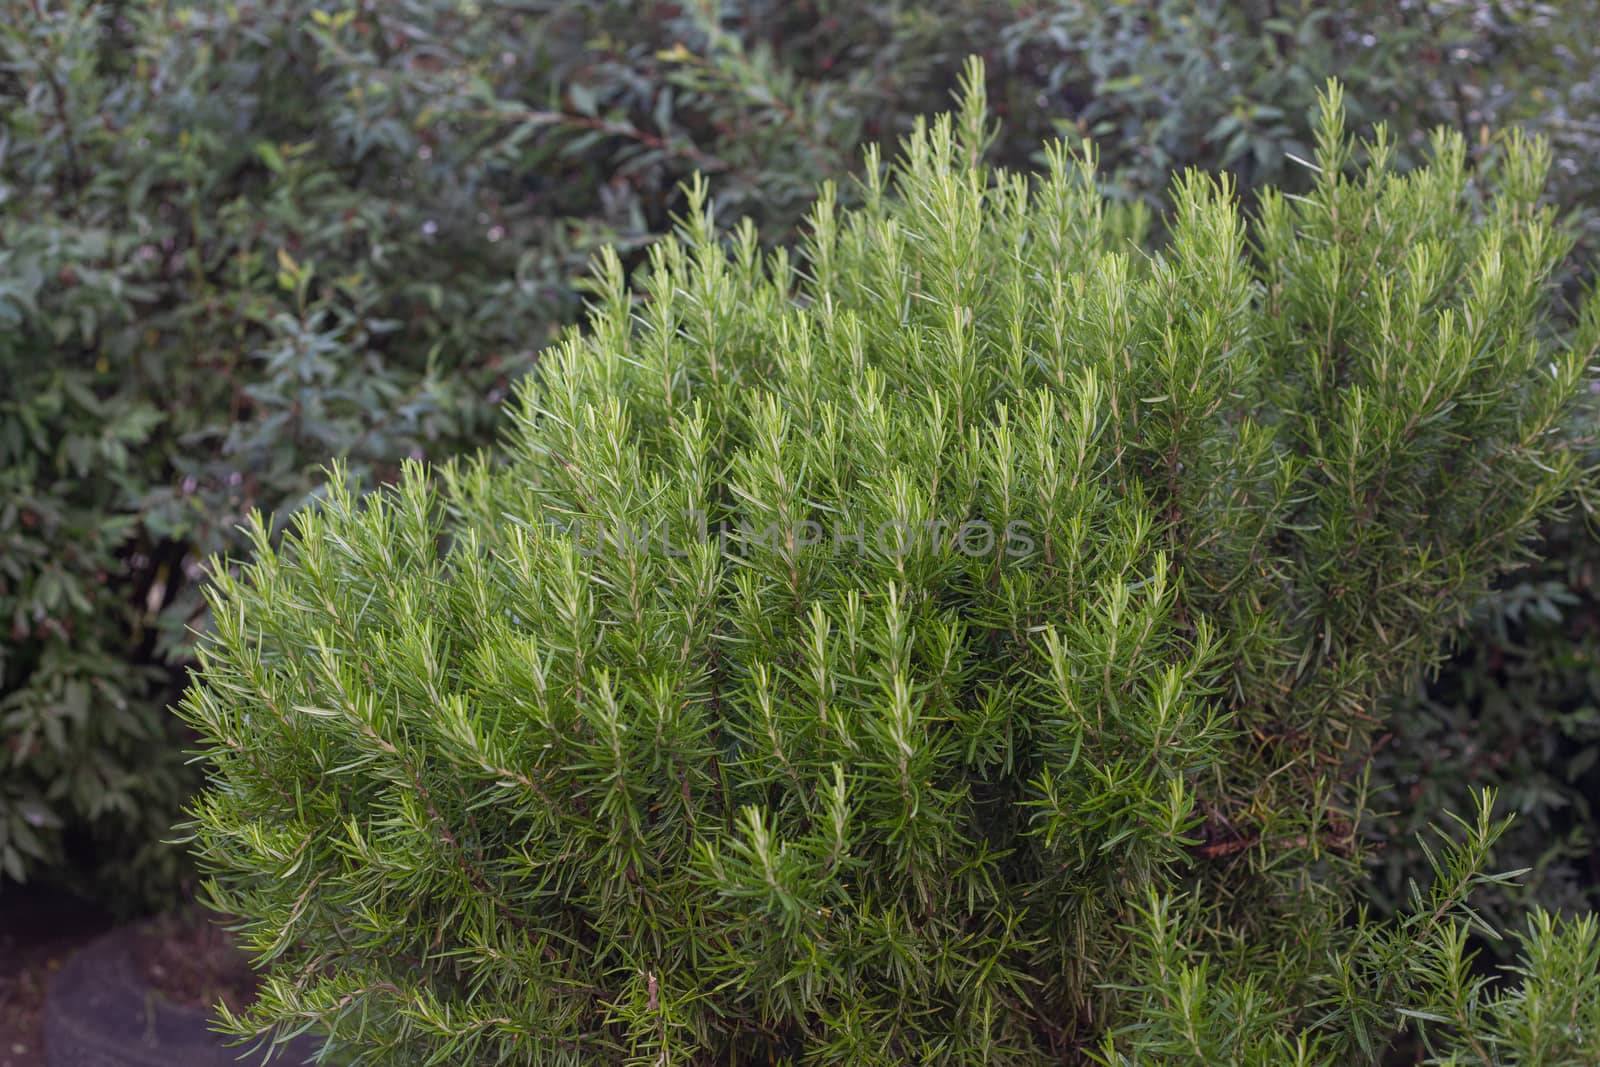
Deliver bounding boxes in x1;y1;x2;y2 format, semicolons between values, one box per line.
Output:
179;73;1600;1064
1;0;522;897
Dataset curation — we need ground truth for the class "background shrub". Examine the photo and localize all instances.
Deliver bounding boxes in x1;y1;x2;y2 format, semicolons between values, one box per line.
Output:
1372;515;1600;937
3;0;1599;921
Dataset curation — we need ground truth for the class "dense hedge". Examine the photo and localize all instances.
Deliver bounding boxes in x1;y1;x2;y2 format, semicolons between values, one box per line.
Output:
3;0;1599;915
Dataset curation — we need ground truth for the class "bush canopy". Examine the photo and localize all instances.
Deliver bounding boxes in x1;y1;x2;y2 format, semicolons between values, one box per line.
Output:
178;69;1600;1064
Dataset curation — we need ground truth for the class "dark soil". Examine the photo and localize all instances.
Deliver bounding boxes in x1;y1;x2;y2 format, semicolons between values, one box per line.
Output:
2;888;259;1066
0;886;113;1067
127;908;259;1017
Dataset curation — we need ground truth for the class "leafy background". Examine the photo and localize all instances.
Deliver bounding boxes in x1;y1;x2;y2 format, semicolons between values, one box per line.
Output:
2;0;1598;926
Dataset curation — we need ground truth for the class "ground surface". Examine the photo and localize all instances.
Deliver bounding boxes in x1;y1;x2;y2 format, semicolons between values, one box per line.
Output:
1;888;255;1067
129;908;258;1017
0;886;111;1067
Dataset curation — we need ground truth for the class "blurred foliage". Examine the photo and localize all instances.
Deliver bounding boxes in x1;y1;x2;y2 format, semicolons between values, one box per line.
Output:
2;0;1598;907
1372;516;1600;944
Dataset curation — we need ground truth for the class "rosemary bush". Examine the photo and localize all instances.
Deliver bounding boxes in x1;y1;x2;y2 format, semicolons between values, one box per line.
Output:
181;70;1600;1064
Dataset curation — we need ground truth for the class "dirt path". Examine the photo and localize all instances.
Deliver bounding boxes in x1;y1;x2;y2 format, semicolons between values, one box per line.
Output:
0;886;112;1067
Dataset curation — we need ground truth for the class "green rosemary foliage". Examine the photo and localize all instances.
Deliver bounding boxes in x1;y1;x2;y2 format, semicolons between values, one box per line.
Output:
179;66;1600;1065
